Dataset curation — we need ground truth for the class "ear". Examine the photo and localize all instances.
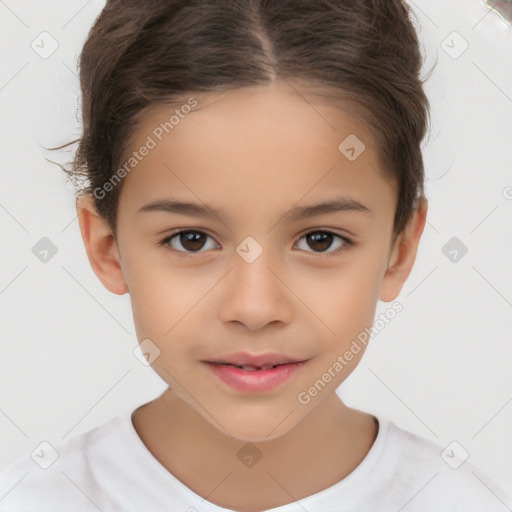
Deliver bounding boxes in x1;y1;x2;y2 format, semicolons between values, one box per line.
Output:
380;197;428;302
76;193;128;295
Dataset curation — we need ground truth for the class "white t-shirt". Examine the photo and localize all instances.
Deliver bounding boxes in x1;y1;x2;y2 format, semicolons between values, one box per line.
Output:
1;406;510;512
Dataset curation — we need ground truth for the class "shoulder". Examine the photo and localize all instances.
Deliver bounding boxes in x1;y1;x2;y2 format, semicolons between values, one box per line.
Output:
0;412;127;511
376;417;512;511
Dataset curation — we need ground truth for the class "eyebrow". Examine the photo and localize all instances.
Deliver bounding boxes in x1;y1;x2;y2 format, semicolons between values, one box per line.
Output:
137;196;372;222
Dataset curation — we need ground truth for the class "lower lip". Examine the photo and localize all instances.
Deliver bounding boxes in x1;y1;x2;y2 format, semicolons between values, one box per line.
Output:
205;361;307;392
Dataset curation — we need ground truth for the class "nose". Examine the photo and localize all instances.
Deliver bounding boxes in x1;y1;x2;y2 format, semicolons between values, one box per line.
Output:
218;249;294;331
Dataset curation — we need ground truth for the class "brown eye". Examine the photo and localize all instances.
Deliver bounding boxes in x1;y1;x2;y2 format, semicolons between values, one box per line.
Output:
294;230;351;256
179;231;206;251
306;231;334;252
160;230;219;253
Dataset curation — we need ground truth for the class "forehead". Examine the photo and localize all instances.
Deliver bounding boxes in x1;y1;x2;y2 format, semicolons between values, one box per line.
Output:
117;81;397;224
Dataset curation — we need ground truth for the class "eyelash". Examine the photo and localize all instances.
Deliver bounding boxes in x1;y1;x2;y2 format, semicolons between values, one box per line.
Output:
157;229;354;258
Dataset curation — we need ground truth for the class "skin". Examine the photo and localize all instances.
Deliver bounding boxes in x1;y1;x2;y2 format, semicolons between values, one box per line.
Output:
76;79;427;512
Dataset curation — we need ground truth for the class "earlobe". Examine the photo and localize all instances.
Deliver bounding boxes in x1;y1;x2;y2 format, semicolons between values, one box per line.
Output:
379;198;428;302
76;193;128;295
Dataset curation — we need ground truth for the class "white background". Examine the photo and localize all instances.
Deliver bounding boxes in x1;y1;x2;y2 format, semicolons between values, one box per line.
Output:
1;0;511;500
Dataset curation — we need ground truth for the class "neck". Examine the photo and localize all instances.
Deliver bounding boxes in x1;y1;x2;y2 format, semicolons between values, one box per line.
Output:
132;388;378;512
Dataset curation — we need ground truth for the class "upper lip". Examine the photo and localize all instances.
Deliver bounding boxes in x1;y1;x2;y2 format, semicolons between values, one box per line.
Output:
205;352;308;368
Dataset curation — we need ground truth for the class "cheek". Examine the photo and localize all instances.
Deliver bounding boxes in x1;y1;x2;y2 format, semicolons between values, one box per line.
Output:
130;286;193;345
127;271;179;345
122;250;197;334
299;259;383;336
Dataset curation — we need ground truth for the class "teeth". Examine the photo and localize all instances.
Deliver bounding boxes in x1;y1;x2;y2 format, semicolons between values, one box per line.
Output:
214;362;284;370
238;364;276;371
240;364;260;371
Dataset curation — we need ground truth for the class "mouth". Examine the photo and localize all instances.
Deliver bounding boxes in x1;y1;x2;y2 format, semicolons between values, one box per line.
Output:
211;362;294;371
203;354;309;392
205;351;307;369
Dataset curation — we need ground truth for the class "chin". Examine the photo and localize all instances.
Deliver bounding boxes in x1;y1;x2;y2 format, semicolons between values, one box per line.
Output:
213;407;302;443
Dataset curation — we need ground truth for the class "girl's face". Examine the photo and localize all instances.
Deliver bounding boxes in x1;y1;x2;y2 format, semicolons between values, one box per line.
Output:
97;80;423;441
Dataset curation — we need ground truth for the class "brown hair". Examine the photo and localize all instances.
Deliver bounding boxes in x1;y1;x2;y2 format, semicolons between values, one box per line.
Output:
54;0;434;238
